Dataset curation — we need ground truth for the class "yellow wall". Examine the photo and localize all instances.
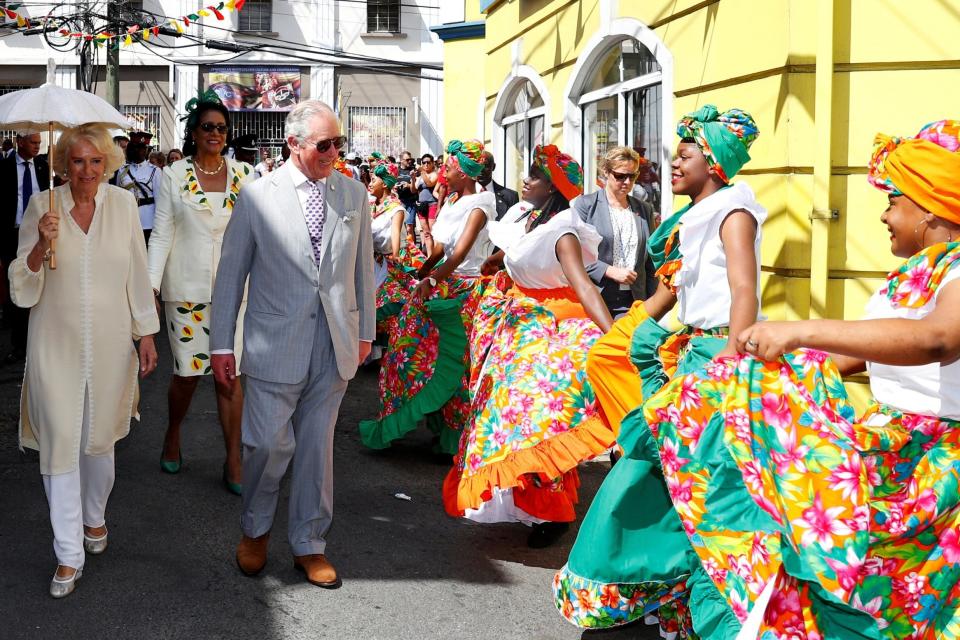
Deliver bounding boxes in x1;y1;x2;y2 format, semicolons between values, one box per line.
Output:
439;0;960;408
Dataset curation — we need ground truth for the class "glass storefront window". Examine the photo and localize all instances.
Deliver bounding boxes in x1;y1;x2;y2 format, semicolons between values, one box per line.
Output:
627;84;663;215
499;79;546;192
582;96;618;192
577;36;665;216
583;39;659;94
505;114;544;192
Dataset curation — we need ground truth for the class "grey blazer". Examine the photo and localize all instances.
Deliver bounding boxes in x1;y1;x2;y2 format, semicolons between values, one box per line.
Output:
210;164;375;383
573;190;658;304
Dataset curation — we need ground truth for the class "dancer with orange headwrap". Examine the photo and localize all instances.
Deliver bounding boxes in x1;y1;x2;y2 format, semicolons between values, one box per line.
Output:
559;119;960;637
443;145;616;548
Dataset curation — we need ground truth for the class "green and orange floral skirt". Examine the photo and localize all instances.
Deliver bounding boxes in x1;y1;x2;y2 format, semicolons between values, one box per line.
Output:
555;348;960;639
360;268;489;455
443;276;616;524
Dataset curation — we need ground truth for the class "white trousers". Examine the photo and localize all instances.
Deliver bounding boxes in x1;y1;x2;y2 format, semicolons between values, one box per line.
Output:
41;387;115;569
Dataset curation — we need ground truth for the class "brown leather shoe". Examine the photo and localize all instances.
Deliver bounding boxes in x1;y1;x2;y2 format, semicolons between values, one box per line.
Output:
293;554;341;589
236;532;270;577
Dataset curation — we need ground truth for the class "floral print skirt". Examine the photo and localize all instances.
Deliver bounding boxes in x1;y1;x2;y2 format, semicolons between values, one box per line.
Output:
164;300;244;377
558;346;960;639
443;277;615;524
553;321;728;633
359;272;487;455
375;243;425;340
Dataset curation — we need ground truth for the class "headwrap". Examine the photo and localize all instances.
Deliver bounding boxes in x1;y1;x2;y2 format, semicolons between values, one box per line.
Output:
333;157;353;178
181;88;224;131
676;104;759;182
531;144;583;201
368;151;385;168
868;120;960;225
445;139;485;179
373;162;400;189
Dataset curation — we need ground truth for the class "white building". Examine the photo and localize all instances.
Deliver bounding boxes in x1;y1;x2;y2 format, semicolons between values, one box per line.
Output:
0;0;444;159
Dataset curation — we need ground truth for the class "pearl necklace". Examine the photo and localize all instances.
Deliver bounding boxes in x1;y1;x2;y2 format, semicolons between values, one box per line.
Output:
194;156;225;175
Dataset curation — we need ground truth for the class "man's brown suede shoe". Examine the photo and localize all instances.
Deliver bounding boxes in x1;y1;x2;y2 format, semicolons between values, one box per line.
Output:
293;554;341;589
236;533;270;577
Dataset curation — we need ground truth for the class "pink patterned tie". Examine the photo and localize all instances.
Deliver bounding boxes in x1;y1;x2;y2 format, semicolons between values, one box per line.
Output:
305;180;326;263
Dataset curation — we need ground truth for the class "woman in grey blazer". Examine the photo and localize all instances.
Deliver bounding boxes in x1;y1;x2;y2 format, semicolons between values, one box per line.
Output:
573;146;658;317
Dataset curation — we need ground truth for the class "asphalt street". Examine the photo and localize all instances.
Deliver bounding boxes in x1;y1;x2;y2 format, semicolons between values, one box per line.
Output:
0;326;658;640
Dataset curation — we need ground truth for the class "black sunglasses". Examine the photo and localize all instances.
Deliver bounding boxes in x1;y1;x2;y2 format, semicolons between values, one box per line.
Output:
609;170;638;183
309;135;347;153
198;122;229;134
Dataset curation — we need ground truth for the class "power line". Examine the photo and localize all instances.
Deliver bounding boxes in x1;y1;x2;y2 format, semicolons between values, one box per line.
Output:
2;1;446;82
130;7;444;70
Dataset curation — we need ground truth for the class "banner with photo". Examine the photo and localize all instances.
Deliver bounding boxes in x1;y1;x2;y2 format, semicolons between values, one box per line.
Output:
208;67;301;111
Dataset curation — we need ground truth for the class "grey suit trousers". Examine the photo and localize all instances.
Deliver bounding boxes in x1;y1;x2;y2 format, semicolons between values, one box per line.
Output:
240;307;348;556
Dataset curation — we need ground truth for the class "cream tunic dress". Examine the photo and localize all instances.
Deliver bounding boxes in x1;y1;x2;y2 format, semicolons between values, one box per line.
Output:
10;183;159;475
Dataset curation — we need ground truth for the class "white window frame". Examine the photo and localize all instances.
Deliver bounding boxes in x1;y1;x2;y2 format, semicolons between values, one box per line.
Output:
490;66;551;189
563;18;673;214
238;0;273;33
366;0;402;35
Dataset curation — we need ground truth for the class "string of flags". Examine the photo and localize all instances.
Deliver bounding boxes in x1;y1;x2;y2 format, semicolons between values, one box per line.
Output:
1;4;30;28
1;1;246;47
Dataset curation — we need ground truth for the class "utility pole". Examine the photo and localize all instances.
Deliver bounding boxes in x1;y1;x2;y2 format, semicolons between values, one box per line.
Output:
105;0;121;107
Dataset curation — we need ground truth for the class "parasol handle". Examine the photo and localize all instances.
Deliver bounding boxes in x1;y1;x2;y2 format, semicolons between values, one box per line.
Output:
47;122;56;270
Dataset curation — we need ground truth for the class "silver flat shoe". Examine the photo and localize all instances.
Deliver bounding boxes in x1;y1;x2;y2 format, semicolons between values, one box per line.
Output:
49;566;82;599
83;529;108;555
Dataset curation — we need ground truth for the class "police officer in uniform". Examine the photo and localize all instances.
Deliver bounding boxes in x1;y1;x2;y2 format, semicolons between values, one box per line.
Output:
114;131;161;245
231;133;258;169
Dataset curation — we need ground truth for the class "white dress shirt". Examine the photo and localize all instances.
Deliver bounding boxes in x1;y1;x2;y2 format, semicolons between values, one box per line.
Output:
16;153;40;227
286;160;327;220
608;204;640;291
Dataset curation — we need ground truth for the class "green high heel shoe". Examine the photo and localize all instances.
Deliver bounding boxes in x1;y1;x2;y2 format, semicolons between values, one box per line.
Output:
222;464;242;496
160;451;182;474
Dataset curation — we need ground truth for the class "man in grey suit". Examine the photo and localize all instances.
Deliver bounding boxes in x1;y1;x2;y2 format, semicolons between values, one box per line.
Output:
210;100;375;589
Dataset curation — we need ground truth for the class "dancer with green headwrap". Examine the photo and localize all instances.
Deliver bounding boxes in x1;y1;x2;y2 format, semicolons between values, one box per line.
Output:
370;162;429;352
553;105;766;634
359;140;497;454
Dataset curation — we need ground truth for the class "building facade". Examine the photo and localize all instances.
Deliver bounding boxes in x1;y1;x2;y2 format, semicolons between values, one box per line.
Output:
431;0;960;402
0;0;444;160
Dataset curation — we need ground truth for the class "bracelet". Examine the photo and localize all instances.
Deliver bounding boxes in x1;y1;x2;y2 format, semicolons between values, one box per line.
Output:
42;247;52;262
425;276;437;287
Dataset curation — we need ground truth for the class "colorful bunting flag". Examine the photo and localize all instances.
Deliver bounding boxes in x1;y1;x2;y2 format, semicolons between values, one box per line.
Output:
8;2;240;47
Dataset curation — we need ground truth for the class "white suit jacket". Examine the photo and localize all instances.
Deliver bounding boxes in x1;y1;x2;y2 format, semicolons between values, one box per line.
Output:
148;157;255;301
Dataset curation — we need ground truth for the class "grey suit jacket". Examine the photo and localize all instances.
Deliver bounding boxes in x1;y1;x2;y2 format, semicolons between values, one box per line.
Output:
574;190;658;304
210;163;375;383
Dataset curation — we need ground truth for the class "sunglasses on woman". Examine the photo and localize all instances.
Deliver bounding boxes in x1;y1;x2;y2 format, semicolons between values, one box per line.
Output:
198;122;229;134
609;170;638;183
310;135;348;153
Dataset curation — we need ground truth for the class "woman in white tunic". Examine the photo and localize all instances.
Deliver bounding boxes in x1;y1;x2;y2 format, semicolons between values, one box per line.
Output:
9;123;159;598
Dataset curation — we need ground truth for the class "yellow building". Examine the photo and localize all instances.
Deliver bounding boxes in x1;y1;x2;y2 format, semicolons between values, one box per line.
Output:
431;0;960;400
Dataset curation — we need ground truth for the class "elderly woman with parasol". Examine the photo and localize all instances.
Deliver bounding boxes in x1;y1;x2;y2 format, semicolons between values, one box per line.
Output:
8;122;159;599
